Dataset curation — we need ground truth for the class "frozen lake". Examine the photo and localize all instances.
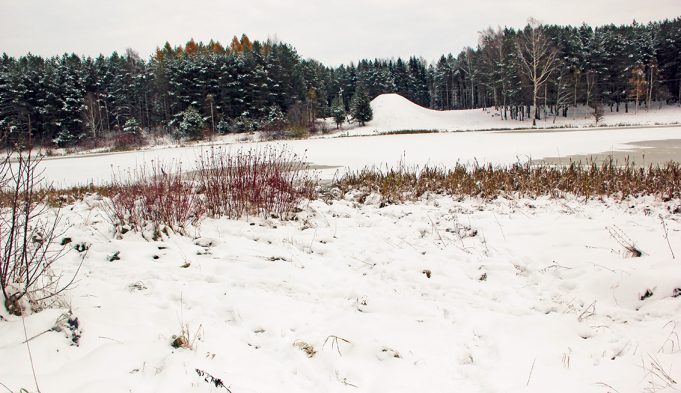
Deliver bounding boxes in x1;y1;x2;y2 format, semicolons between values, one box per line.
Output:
39;125;681;188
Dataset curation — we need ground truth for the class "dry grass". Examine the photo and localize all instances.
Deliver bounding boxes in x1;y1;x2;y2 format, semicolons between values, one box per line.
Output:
334;157;681;202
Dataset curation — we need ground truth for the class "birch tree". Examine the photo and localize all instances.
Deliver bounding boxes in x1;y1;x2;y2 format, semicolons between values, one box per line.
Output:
516;18;559;125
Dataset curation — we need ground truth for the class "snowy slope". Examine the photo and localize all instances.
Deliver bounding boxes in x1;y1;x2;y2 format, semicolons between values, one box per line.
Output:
344;93;681;135
1;194;680;393
350;93;504;133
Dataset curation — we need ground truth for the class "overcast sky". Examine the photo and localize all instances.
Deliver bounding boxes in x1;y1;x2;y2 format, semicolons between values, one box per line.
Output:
1;0;679;65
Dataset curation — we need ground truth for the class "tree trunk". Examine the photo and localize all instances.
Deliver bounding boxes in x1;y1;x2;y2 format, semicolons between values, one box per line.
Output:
647;65;653;110
533;88;538;126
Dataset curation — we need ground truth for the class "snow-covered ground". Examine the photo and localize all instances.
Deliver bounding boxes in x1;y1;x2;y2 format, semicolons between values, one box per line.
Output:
3;93;681;393
39;124;681;188
1;194;680;393
344;94;681;136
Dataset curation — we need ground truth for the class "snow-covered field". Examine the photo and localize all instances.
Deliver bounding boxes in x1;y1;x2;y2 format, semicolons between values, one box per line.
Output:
1;193;681;393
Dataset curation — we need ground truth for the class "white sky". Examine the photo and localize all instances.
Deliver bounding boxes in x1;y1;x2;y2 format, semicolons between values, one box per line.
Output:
1;0;680;65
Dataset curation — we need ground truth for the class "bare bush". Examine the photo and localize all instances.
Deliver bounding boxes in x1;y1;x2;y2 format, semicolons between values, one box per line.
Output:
196;146;315;220
105;147;315;236
105;161;204;239
0;148;68;315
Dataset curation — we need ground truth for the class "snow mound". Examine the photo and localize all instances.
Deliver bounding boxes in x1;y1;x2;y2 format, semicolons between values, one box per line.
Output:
365;93;495;133
342;93;681;136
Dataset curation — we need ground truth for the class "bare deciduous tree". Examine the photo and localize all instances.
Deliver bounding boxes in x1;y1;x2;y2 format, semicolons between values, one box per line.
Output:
459;47;477;109
553;67;573;123
479;27;510;117
516;18;559;126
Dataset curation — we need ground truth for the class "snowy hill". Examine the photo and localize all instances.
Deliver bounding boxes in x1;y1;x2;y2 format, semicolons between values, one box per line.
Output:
344;93;681;135
356;93;499;133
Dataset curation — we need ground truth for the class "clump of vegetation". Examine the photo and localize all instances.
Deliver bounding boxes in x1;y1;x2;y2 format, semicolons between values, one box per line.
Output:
104;146;316;237
294;340;317;358
105;161;204;238
197;146;316;220
335;157;681;202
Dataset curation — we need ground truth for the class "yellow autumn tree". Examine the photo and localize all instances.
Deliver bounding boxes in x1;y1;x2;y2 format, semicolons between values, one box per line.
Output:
154;46;165;62
240;34;253;52
230;36;243;53
208;39;224;54
185;38;199;56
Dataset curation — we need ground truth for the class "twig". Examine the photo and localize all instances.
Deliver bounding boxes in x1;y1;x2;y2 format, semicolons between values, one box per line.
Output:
659;215;675;259
526;358;536;386
607;225;642;257
195;369;232;392
640;354;679;393
593;263;616;273
21;313;41;393
578;300;597;322
323;335;351;356
658;321;680;354
427;214;446;247
594;382;620;393
492;212;506;240
99;336;124;344
21;328;52;344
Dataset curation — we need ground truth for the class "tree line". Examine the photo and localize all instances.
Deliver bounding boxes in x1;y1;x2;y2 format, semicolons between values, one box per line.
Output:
1;17;680;146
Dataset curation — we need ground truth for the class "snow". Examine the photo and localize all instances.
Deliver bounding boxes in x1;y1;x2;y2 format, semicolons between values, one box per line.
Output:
1;194;680;392
344;93;681;136
3;93;681;393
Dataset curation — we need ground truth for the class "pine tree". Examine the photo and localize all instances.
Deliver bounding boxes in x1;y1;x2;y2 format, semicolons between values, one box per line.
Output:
123;117;141;134
51;54;86;146
350;83;372;126
331;94;345;129
175;106;205;139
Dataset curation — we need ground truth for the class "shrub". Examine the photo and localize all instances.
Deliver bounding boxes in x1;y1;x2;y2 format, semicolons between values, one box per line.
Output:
0;148;69;315
197;146;315;219
255;106;287;132
113;132;145;150
216;118;231;134
104;147;316;236
105;162;204;239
